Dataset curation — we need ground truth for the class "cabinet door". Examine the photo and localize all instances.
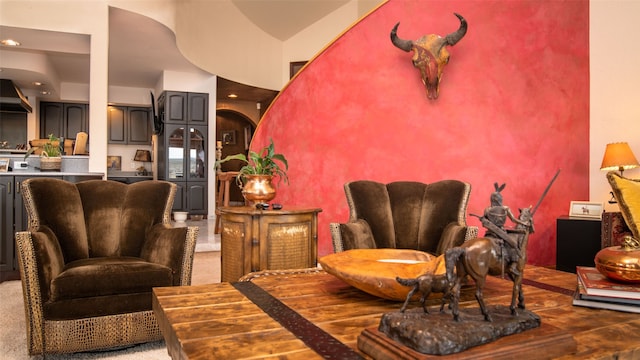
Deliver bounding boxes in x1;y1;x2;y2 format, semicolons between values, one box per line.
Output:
164;91;187;124
258;212;318;271
188;92;208;125
40;102;63;138
64;103;87;139
172;181;187;211
107;106;127;144
165;125;186;180
128;107;151;144
186;181;207;214
187;125;207;181
0;177;13;273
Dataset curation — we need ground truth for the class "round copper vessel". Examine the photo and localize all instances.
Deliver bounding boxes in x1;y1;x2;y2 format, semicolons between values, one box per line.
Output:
241;174;276;204
595;241;640;283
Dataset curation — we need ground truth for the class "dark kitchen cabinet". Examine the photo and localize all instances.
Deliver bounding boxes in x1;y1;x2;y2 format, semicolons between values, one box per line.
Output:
0;175;102;282
108;105;151;145
0;177;13;278
157;91;209;215
169;181;207;214
187;92;208;125
158;91;208;125
40;102;88;141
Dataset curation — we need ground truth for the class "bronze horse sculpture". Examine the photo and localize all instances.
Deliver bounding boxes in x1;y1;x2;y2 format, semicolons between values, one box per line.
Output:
445;207;534;322
396;273;451;313
444;171;560;322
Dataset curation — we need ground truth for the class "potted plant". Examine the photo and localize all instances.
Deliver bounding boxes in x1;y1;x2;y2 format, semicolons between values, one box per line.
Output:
25;134;63;171
216;138;288;204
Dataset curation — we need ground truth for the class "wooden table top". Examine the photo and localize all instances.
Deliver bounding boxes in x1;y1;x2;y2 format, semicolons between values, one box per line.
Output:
152;266;640;359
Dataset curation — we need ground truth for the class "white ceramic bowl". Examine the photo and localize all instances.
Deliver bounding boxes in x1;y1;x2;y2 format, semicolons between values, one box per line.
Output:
173;211;188;222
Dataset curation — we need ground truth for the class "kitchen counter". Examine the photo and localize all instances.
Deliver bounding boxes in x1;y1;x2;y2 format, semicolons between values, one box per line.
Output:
107;171;154;183
0;170;104;177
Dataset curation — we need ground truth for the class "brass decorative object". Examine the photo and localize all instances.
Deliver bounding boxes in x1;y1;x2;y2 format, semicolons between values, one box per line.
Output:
241;174;276;204
595;236;640;283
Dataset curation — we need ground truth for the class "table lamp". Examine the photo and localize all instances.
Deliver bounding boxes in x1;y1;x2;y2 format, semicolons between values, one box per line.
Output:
134;149;152;175
600;142;639;177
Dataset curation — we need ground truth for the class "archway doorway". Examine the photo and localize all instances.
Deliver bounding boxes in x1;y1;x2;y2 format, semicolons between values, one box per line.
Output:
216;109;255;203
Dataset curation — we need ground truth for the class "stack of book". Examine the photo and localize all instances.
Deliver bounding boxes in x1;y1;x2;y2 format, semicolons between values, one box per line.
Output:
573;266;640;313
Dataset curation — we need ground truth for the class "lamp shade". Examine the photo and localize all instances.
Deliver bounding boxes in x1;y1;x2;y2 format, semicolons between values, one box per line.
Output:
134;150;152;162
600;142;640;172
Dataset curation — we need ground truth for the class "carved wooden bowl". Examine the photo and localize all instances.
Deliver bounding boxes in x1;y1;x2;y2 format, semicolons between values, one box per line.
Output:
318;249;446;301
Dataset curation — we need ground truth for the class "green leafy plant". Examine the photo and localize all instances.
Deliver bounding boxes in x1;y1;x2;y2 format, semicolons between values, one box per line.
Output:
24;134;62;159
216;138;289;186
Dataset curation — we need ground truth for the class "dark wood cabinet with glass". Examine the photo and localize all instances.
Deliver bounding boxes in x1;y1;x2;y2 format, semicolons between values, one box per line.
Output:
157;91;209;215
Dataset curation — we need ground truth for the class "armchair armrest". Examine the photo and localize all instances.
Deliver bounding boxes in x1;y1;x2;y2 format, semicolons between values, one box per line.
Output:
436;223;473;256
16;226;65;300
15;226;65;354
141;224;198;286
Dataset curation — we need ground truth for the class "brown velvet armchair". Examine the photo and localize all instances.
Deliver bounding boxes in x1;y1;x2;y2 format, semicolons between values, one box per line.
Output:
15;178;198;355
330;180;477;255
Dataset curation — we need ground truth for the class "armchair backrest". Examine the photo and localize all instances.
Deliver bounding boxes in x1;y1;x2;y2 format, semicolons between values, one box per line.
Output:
345;180;471;254
22;178;176;262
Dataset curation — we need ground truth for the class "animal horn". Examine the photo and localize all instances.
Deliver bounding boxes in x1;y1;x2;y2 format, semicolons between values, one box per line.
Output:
390;22;413;52
444;13;468;46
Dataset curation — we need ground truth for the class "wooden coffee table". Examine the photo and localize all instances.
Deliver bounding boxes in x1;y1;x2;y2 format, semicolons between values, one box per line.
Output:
152;266;640;359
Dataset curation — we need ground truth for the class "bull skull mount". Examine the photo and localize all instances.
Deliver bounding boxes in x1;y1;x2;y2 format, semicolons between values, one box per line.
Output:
390;13;468;100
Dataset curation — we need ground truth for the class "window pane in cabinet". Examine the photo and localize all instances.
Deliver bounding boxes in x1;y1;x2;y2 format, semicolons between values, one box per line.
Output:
168;127;185;179
189;127;206;179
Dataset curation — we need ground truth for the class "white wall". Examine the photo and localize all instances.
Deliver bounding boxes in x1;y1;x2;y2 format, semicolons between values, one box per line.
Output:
281;1;361;86
589;0;640;212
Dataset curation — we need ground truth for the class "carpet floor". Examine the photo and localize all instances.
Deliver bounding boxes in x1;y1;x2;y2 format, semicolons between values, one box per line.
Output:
1;251;220;359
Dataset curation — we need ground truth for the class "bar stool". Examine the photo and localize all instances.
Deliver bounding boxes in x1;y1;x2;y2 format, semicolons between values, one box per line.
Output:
215;171;240;234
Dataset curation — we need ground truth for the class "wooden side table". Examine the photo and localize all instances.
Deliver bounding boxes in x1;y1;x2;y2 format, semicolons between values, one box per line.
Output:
219;206;322;282
214;171;239;234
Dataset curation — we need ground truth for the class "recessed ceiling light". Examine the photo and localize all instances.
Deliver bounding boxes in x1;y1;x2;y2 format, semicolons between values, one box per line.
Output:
33;81;44;86
1;39;21;46
227;94;238;98
40;90;51;95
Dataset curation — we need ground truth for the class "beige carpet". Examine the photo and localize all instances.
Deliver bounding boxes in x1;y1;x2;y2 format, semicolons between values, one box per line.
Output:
0;251;220;359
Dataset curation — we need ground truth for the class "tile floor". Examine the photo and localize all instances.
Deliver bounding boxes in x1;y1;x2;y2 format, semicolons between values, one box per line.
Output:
173;218;221;252
174;218;222;285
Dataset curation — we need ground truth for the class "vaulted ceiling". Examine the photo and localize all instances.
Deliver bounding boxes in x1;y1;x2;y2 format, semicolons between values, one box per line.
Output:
0;1;357;103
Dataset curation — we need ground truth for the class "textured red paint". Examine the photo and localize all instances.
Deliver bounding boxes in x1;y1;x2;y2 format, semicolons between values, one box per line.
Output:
253;0;589;267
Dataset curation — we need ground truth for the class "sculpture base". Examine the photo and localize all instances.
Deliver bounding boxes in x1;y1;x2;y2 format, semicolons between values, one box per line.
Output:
358;306;577;359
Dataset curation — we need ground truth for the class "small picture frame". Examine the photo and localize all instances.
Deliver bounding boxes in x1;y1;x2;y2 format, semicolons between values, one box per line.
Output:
0;158;9;172
244;126;252;150
107;156;121;170
569;201;604;219
222;130;236;145
289;61;307;79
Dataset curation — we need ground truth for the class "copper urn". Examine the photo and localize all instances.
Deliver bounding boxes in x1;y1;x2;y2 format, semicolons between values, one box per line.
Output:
240;174;276;204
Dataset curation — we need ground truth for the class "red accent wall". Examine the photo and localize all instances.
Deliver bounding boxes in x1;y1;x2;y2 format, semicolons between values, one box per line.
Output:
252;0;589;266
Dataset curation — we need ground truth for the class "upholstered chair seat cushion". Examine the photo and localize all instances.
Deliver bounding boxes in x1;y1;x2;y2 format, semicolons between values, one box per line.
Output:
44;257;173;320
50;257;172;301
